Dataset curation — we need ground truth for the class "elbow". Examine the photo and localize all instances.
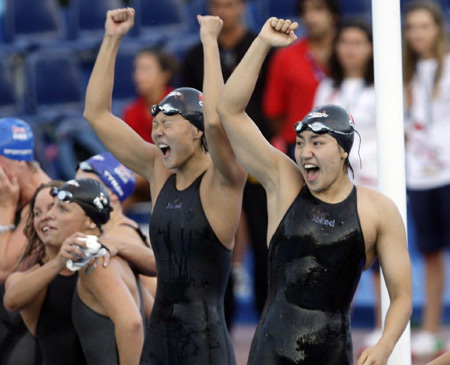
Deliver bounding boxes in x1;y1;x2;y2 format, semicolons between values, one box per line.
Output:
3;292;21;312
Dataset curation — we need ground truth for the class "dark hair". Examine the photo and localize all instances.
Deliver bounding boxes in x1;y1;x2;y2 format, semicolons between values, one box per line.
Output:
20;181;64;266
136;47;179;84
328;17;374;88
296;0;341;18
402;0;449;99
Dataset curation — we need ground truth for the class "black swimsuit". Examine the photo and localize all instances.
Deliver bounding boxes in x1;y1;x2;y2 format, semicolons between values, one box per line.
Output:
36;272;86;365
248;185;365;365
72;266;144;365
140;173;235;365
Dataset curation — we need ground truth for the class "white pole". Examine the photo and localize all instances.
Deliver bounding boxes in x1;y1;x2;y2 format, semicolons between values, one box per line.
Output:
371;0;411;364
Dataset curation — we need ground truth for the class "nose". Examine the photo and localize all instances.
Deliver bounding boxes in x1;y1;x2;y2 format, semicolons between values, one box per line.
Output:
45;204;56;220
152;122;164;138
300;143;314;159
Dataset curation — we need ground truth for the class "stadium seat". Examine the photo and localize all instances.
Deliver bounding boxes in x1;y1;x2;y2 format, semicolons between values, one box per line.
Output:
66;0;123;49
0;55;21;117
24;48;84;119
3;0;66;49
129;0;191;44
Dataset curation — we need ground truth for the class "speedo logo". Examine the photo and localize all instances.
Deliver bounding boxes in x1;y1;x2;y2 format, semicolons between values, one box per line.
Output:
312;213;335;227
307;112;328;119
166;198;182;209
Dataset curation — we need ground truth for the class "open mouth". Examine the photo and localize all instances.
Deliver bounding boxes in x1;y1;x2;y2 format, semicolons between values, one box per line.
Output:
303;163;320;182
158;144;171;158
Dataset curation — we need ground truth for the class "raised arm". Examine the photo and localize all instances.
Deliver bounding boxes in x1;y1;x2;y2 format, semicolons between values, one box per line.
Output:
83;8;155;180
199;15;245;186
216;18;299;189
358;196;412;365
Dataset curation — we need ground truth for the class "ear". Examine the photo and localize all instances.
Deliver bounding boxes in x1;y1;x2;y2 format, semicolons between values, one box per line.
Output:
191;125;203;140
84;217;97;231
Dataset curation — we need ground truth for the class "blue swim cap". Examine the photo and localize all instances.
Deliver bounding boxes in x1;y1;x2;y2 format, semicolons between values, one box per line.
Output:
77;152;136;202
0;118;34;161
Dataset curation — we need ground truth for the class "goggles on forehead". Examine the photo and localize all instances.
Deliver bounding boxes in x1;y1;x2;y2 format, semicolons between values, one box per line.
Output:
50;187;74;203
151;104;184;118
294;121;354;137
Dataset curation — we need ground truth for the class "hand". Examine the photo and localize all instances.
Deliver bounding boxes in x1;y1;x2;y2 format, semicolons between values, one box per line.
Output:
56;232;89;268
258;17;299;48
357;343;390;365
198;15;223;43
105;7;135;38
0;165;20;215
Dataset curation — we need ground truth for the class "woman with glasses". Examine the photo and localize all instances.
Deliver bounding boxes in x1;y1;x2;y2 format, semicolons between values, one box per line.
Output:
83;8;246;365
403;0;450;358
217;17;412;364
4;179;147;364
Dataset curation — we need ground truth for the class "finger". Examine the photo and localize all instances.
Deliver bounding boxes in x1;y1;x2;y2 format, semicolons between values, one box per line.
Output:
269;17;278;28
274;19;285;31
357;351;368;365
280;19;292;34
197;14;202;25
290;22;299;31
0;165;11;186
102;251;111;267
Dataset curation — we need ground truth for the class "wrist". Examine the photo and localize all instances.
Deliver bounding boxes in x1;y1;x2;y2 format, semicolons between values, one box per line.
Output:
0;224;15;233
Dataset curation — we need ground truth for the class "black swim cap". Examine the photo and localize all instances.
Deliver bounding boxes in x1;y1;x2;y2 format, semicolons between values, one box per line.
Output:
151;87;204;132
51;178;112;228
295;104;355;153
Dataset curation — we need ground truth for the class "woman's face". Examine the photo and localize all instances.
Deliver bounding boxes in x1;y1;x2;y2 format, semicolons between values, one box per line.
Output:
151;113;203;170
336;27;372;77
405;8;439;59
133;53;169;96
39;195;91;248
33;187;54;246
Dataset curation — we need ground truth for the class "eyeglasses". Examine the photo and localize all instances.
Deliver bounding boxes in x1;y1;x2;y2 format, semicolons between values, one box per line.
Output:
50;187;74;203
294;121;354;137
151;104;183;117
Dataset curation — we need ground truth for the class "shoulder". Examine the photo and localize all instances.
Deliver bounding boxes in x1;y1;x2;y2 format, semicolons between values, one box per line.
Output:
356;186;401;221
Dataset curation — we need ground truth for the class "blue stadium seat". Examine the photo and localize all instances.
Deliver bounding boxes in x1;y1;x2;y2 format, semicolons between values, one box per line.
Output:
340;0;371;18
265;0;297;20
66;0;123;49
111;42;141;115
3;0;66;49
24;48;84;119
0;54;21;117
130;0;191;44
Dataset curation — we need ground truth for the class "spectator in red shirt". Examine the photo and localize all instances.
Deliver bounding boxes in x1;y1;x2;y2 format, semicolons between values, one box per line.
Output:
263;0;340;158
122;48;178;143
122;48;178;207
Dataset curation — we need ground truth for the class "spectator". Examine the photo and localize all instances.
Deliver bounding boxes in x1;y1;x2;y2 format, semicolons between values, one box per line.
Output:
403;0;450;358
263;0;340;158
